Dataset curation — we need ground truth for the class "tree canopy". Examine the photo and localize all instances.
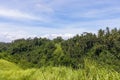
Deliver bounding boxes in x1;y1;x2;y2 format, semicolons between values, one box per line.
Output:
0;27;120;72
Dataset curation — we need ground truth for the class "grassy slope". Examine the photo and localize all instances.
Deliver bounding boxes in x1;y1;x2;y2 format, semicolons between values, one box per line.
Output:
0;59;120;80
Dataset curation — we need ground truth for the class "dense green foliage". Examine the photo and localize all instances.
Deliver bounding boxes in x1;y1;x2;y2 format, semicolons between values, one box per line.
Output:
0;27;120;72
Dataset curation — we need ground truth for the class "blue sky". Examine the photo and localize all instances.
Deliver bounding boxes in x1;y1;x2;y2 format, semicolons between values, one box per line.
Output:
0;0;120;42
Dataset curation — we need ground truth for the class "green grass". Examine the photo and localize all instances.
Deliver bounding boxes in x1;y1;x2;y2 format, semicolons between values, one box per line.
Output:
0;59;120;80
0;59;20;71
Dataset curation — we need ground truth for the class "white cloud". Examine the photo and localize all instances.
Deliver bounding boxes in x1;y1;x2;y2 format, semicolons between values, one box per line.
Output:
0;23;36;42
0;7;45;21
0;30;77;42
41;33;75;39
0;17;120;42
0;31;36;42
0;31;76;42
0;22;85;42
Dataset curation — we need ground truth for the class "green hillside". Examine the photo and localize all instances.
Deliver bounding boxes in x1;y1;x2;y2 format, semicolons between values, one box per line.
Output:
0;59;120;80
0;27;120;80
0;59;20;71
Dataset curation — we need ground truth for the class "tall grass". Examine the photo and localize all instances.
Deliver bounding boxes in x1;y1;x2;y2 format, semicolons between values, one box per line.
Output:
0;59;120;80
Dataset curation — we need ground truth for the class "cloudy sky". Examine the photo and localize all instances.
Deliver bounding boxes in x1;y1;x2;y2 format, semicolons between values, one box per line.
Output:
0;0;120;42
